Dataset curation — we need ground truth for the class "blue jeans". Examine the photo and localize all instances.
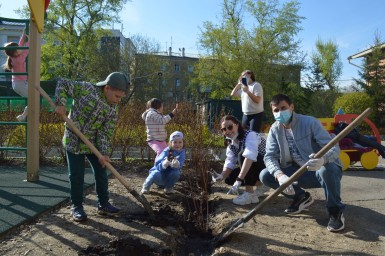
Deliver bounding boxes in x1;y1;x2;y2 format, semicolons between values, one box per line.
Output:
66;150;109;206
259;163;344;210
242;111;264;132
143;169;181;190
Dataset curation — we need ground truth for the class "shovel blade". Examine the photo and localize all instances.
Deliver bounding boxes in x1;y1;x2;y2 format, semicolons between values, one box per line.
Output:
212;218;245;245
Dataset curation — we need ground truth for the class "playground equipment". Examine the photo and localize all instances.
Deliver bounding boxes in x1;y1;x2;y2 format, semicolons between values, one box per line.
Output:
0;18;30;156
319;113;381;170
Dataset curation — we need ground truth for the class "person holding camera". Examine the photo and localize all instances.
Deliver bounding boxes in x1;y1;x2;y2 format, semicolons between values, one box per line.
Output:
231;70;264;132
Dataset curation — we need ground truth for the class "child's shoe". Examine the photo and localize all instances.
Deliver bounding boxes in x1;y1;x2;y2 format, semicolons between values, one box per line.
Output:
16;107;28;122
141;182;151;194
141;187;150;194
71;205;87;222
16;114;27;122
97;202;120;216
164;187;174;194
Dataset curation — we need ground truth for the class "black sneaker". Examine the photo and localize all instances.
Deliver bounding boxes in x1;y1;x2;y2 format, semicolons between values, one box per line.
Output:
327;211;345;232
97;202;121;217
71;205;87;222
284;192;314;214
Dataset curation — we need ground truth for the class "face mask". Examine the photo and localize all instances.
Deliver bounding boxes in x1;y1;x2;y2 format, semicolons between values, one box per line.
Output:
274;109;292;124
226;132;239;141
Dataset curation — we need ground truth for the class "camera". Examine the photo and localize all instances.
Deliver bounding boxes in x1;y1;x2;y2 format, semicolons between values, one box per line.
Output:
241;77;247;86
167;151;174;161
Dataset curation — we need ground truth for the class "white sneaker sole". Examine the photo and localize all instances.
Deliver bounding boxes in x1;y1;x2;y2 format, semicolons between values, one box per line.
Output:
286;196;314;215
232;197;259;205
327;214;345;232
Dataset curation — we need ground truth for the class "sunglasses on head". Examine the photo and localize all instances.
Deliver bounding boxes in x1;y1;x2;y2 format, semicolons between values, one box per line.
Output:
220;124;234;133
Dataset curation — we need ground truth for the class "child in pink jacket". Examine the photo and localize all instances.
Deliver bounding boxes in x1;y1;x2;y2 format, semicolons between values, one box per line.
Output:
3;28;29;121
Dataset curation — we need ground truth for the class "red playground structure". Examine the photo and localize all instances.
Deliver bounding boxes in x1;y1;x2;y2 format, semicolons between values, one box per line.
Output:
319;114;382;171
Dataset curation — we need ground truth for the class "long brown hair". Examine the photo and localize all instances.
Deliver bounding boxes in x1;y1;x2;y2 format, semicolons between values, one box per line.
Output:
239;70;256;82
220;115;246;146
3;42;18;71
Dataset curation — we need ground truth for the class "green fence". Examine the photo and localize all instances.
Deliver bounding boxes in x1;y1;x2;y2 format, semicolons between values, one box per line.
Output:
196;99;243;129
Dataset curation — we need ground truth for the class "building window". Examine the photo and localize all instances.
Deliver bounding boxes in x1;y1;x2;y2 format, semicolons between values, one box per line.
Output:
175;78;180;87
188;65;194;72
174;64;180;72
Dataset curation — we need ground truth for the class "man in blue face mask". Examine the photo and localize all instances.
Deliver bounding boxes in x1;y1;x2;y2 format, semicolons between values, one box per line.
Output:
259;94;345;232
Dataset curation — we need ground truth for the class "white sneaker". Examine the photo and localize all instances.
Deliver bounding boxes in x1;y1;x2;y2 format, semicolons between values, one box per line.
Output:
232;192;259;205
254;185;270;197
141;187;150;194
164;188;174;194
16;114;27;122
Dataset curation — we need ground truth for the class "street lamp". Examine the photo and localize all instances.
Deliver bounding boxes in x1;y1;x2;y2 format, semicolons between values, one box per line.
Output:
157;72;163;99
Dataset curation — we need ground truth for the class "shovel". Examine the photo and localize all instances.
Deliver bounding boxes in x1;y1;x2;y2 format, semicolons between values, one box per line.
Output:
35;85;155;218
213;108;372;244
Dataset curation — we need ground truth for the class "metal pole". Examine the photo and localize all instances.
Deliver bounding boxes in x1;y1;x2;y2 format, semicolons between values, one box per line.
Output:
157;72;162;99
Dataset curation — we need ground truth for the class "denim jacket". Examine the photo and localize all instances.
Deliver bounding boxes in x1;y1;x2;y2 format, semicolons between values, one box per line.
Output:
264;112;342;178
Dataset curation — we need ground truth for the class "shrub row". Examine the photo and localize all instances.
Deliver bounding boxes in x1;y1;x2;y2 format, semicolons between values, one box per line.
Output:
0;101;225;163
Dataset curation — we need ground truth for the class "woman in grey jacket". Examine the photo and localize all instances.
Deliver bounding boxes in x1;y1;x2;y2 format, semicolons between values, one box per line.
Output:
259;94;345;232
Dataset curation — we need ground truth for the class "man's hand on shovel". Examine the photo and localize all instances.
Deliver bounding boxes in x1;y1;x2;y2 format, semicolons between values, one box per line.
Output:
99;155;111;168
36;86;155;218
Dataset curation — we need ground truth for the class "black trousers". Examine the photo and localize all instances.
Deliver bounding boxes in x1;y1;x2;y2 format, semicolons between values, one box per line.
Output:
225;153;265;186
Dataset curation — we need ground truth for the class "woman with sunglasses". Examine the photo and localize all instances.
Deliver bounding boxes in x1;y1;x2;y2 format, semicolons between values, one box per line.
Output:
212;115;268;205
231;70;264;133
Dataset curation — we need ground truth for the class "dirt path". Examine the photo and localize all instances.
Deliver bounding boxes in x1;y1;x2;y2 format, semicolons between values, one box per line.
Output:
0;161;384;255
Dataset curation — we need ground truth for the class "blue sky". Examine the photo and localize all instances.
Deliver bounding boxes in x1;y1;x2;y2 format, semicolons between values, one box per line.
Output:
1;0;385;87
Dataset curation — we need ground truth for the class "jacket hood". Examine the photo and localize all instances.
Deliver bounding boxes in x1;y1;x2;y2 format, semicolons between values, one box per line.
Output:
141;109;150;120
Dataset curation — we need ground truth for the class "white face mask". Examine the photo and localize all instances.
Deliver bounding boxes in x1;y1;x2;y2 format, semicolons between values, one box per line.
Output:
226;132;239;141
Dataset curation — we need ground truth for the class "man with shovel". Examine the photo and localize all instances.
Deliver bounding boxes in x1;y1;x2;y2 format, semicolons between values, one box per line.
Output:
54;72;129;222
259;94;345;232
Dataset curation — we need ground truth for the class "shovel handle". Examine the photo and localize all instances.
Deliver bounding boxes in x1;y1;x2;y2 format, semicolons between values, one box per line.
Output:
246;107;372;222
37;86;155;217
37;87;135;191
219;108;372;240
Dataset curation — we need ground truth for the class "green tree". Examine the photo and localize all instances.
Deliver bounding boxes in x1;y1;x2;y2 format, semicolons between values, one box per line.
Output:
307;90;341;118
355;33;385;127
306;38;342;91
193;0;305;100
333;92;373;116
39;0;128;81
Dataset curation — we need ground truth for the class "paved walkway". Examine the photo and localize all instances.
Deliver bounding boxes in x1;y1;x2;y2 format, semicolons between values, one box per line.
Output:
0;165;95;237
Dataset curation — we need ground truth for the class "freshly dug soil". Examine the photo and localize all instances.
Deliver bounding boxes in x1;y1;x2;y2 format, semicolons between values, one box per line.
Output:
0;160;384;255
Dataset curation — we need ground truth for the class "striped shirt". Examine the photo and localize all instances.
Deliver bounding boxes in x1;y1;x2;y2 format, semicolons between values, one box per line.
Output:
142;108;173;141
